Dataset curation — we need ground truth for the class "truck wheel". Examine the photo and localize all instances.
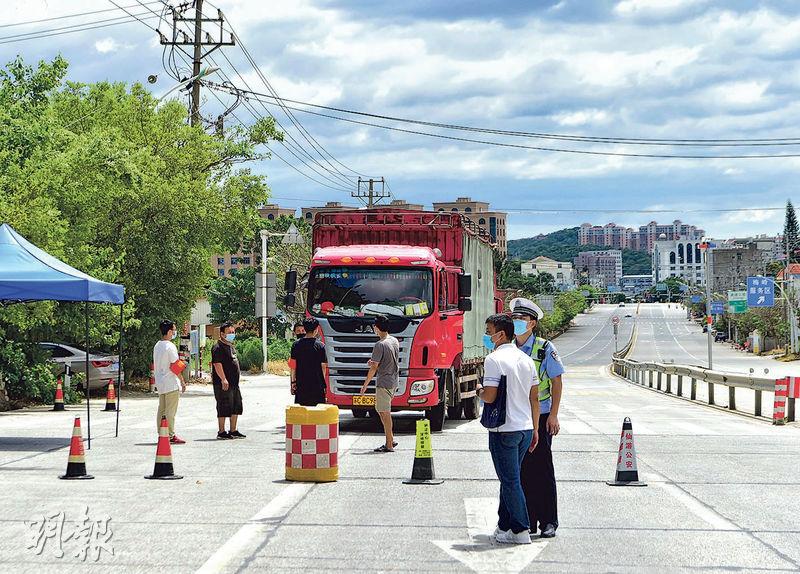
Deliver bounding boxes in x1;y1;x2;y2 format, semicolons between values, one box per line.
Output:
447;404;463;420
462;394;480;420
429;370;451;432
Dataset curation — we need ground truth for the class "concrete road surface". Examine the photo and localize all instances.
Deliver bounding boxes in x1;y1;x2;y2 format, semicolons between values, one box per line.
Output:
1;303;799;573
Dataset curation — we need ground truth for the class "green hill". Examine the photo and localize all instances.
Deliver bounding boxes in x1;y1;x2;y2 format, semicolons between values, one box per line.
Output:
508;227;652;275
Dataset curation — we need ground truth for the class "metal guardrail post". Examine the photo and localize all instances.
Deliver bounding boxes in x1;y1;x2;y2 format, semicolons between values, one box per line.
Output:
755;390;762;417
666;373;672;394
728;387;736;411
657;371;662;391
708;382;715;406
789;398;796;422
677;375;683;397
649;370;654;388
690;378;697;400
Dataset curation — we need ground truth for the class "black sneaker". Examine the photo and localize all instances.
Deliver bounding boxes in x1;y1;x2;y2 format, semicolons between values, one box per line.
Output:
229;430;246;439
217;431;232;440
540;524;557;538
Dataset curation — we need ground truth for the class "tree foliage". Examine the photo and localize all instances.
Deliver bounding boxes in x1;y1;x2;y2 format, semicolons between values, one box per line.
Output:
784;200;799;263
507;226;652;275
0;57;282;401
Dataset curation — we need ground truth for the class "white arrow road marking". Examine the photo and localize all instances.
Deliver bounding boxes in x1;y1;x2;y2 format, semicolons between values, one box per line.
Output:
432;498;550;574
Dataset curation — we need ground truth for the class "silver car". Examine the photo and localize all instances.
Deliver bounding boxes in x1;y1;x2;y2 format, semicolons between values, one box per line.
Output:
39;342;123;391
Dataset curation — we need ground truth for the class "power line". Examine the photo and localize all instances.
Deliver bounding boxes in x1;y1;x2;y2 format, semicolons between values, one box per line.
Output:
203;81;800;148
0;1;162;29
206;83;800;160
0;13;160;45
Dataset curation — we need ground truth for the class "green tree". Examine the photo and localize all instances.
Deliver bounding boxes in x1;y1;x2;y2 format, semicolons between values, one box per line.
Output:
208;266;258;329
784;200;799;263
0;57;283;399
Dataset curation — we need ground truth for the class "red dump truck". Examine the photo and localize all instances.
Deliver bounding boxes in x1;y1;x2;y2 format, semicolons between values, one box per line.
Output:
295;209;500;431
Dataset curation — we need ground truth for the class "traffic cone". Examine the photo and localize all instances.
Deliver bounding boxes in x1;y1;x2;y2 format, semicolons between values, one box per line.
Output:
53;378;65;411
149;363;156;393
59;417;94;480
104;380;117;411
607;417;646;486
144;416;183;480
403;419;443;485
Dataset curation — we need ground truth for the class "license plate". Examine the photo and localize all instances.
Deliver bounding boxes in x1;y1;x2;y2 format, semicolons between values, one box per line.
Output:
353;395;375;406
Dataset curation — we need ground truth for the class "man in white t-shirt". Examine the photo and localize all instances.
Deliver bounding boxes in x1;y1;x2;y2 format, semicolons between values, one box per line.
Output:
152;320;187;444
476;313;540;545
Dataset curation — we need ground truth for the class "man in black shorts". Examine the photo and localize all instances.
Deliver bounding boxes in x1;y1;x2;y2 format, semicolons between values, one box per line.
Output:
211;322;245;439
290;317;328;406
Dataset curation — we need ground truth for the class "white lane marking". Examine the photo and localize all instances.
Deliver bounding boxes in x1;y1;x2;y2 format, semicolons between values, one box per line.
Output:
655;481;738;531
665;319;707;365
562;314;614;359
432;498;549;573
196;434;359;574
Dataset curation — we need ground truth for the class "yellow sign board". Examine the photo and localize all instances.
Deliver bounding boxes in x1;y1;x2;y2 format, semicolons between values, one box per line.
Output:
414;419;432;459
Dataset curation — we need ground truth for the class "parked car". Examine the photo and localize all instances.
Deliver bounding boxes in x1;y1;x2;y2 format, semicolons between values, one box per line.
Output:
618;302;626;307
714;332;728;342
39;342;122;391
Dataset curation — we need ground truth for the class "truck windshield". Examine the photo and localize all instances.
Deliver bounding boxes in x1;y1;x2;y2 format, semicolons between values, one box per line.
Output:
308;267;433;318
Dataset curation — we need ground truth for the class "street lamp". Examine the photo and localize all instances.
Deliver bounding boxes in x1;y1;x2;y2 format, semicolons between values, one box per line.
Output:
154;66;220;108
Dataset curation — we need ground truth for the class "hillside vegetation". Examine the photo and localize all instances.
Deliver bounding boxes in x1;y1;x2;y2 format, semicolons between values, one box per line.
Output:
508;226;652;275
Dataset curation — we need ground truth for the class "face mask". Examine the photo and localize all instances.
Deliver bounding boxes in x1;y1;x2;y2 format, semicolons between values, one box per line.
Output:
483;332;500;351
513;319;530;336
225;333;236;342
295;333;305;339
171;330;178;340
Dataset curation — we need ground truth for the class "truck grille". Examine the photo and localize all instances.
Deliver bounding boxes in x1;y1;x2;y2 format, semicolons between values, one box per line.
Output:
318;322;417;396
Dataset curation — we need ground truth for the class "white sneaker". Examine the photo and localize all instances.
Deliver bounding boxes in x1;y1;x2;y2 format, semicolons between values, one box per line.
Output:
493;526;509;538
495;529;532;545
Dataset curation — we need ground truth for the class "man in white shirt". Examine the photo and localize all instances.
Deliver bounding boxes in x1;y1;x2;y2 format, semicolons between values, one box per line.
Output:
476;314;540;544
152;320;187;444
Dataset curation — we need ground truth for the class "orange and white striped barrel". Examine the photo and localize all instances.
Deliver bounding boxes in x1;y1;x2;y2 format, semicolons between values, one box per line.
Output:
773;377;789;425
285;404;339;482
149;363;156;393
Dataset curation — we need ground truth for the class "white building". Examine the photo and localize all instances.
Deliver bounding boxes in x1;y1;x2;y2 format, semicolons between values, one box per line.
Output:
521;256;576;290
652;236;707;286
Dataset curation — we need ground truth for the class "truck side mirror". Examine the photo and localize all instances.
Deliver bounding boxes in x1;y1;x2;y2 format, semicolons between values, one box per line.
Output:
458;273;472;298
457;298;472;312
284;270;297;293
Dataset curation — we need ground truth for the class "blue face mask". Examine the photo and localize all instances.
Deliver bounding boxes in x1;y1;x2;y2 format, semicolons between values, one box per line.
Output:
483;333;497;351
513;319;530;336
225;333;236;342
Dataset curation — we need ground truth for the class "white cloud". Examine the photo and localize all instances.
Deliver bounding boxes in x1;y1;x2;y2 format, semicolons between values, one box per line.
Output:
94;38;120;54
552;109;610;127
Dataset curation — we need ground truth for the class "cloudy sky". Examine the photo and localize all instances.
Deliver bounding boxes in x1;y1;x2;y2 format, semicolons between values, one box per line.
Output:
5;0;800;240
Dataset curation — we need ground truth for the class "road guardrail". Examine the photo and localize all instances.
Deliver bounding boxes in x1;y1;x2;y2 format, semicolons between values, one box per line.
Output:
611;357;797;424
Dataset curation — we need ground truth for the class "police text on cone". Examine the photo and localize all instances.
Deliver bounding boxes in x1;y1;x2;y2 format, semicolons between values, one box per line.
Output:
607;417;646;487
104;380;117;411
403;419;443;485
59;417;93;480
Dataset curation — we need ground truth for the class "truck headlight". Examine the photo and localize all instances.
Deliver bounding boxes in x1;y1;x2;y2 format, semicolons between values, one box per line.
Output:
410;379;435;396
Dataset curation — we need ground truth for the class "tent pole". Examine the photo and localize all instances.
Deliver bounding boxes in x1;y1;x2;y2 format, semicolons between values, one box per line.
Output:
116;303;122;438
85;300;91;449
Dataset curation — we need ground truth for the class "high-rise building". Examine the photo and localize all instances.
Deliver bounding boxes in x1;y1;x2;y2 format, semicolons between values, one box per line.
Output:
574;250;623;289
432;197;507;256
520;256;576;291
709;240;779;293
652;237;706;286
579;220;705;253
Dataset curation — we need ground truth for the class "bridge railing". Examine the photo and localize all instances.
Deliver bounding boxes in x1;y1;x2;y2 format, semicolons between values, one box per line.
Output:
611;357;796;424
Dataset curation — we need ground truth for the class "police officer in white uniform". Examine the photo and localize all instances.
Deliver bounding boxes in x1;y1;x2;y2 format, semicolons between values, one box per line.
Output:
511;297;565;539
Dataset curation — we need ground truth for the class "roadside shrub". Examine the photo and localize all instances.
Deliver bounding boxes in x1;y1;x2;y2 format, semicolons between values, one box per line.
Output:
268;338;292;362
235;337;264;371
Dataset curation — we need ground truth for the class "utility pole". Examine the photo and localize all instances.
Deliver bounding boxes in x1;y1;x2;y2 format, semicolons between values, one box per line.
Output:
702;241;714;369
354;177;389;208
160;2;235;127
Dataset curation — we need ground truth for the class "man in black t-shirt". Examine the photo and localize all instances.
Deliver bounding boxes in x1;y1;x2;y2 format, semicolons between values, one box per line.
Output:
290;317;328;406
211;322;245;440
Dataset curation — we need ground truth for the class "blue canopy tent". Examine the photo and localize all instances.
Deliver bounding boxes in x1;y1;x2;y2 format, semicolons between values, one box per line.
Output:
0;223;125;448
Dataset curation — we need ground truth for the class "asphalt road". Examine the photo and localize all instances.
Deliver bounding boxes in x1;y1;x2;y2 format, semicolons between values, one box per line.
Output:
2;305;800;573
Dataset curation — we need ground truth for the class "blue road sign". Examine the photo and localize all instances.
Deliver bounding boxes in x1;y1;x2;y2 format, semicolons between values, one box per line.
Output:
679;284;689;292
710;301;725;314
691;295;702;304
747;276;775;307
